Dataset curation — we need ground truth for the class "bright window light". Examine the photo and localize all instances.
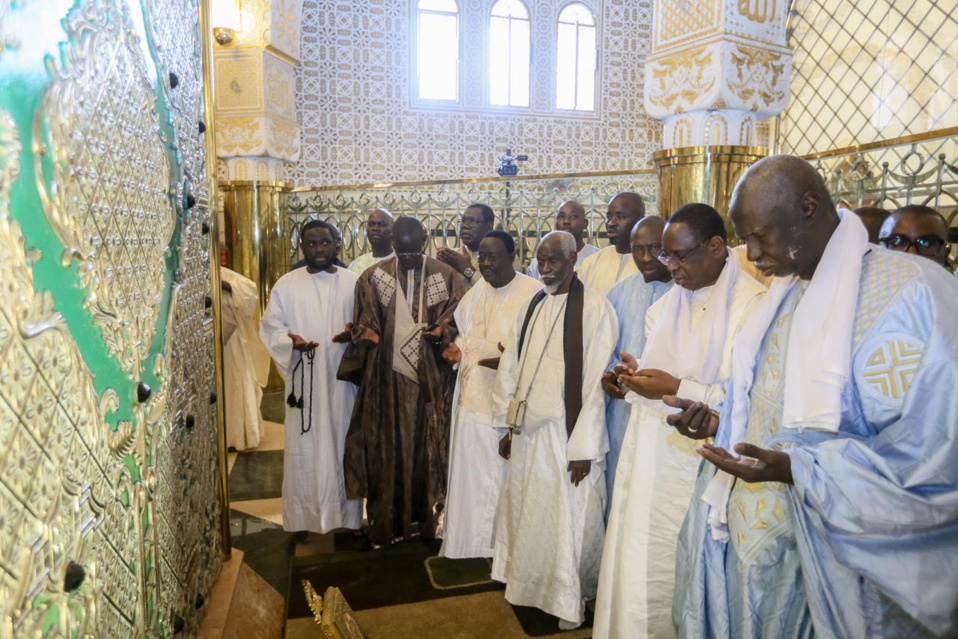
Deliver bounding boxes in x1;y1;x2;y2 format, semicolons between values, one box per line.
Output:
489;0;530;107
556;3;596;111
418;0;459;101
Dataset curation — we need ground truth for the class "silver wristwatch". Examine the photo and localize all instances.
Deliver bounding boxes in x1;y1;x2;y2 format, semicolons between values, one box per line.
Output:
463;267;475;279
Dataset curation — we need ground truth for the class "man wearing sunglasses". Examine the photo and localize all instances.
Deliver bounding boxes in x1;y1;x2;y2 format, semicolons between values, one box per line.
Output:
878;204;952;269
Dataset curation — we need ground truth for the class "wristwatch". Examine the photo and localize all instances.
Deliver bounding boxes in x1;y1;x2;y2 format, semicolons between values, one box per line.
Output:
463;267;475;279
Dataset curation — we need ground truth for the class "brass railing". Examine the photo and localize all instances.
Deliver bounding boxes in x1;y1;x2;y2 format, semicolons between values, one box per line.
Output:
288;169;659;267
803;128;958;224
286;130;958;269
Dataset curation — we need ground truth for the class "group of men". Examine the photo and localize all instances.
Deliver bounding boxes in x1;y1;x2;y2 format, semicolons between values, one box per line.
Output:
252;154;958;638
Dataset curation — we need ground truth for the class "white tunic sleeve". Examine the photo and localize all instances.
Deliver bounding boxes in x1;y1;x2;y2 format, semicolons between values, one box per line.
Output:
491;298;528;422
259;275;296;373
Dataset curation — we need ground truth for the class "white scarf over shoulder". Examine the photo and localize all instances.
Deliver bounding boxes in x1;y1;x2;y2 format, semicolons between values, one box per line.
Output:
639;248;741;383
702;209;868;541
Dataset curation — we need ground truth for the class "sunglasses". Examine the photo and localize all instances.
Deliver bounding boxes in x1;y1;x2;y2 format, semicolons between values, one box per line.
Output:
879;234;946;256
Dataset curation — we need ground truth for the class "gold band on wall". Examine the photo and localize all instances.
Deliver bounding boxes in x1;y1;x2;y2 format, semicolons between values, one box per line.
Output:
653;145;767;244
200;0;231;558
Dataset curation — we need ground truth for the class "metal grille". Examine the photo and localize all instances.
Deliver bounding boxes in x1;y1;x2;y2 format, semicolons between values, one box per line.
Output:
780;0;958;156
810;131;958;224
288;171;659;268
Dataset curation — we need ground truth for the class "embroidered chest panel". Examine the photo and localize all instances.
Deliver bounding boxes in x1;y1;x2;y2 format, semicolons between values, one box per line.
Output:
728;288;799;567
728;252;922;567
371;268;396;307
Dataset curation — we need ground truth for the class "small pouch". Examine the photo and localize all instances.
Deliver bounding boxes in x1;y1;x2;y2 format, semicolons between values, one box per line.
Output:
506;398;527;434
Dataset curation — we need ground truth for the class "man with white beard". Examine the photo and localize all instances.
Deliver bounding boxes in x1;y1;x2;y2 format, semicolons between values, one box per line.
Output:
260;220;364;539
439;230;540;559
593;204;765;638
491;231;618;630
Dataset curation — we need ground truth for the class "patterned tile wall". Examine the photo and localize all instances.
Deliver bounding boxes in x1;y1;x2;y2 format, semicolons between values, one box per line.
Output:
289;0;662;186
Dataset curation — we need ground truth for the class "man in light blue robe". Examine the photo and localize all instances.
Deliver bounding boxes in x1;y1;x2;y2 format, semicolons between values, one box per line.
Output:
668;155;958;639
601;216;672;505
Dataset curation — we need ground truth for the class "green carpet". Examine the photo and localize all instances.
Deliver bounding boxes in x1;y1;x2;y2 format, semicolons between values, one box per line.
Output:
424;556;493;590
286;540;504;619
260;391;286;424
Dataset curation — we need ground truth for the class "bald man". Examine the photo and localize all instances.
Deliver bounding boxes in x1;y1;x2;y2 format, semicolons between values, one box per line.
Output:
348;208;395;274
492;231;618;630
578;192;645;294
527;201;599;279
878;204;952;268
343;217;467;546
670;155;958;638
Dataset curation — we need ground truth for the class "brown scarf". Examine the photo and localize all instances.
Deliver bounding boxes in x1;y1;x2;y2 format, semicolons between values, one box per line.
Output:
516;274;585;438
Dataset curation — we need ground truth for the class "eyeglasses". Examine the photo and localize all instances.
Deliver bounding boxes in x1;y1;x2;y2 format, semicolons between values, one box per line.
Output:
879;234;947;256
631;243;662;257
459;216;488;227
395;251;423;258
477;252;508;262
657;239;708;266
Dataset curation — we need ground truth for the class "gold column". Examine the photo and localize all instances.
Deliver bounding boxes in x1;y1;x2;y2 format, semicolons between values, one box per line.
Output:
653;145;767;243
220;180;292;391
220;180;293;316
201;0;231;557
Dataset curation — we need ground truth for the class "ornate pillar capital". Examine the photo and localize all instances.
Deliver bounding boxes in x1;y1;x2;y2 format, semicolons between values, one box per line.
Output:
645;0;792;147
213;0;303;182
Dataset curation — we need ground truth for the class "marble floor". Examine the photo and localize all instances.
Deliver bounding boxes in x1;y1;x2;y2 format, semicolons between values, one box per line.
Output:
202;393;595;638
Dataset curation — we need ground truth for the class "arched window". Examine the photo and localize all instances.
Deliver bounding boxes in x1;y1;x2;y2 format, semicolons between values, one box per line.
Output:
556;3;596;111
489;0;530;107
417;0;459;101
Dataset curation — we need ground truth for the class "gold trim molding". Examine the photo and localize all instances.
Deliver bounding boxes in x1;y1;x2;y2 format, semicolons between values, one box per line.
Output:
292;169;658;193
220;180;292;190
800;127;958;160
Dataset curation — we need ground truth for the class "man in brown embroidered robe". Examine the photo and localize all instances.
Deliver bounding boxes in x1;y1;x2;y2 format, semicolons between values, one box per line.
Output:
342;217;467;546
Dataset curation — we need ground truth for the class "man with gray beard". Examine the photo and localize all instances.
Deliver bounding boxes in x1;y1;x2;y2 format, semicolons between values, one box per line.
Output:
491;231;618;630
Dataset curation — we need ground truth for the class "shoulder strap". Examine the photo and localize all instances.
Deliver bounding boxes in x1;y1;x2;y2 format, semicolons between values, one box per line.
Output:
563;275;585;438
517;290;548;357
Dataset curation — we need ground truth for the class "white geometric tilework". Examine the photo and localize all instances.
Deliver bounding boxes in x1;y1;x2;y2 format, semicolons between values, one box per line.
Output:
289;0;662;186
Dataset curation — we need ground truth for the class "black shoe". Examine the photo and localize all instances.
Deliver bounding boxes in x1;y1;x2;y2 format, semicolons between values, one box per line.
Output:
292;530;310;544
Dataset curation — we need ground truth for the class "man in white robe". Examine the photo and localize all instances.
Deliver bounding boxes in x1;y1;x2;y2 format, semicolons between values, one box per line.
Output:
527;201;599;279
593;204;765;639
578;192;645;294
491;231;618;630
348;207;395;274
439;230;539;559
221;267;270;450
260;220;363;537
601;216;673;506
